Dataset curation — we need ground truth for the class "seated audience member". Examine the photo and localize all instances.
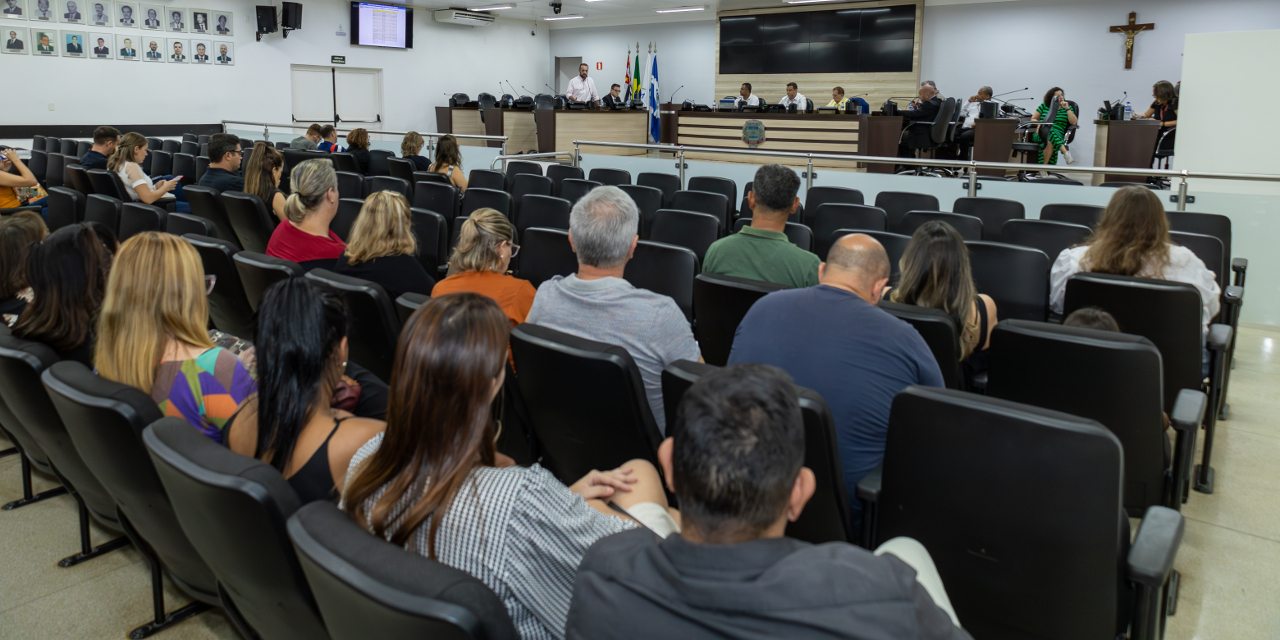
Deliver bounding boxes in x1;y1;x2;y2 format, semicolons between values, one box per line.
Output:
265;159;347;269
79;125;120;170
703;164;819;288
13;223;115;367
0;212;48;326
0;147;44;216
728;234;943;520
342;292;677;640
227;279;384;504
1051;186;1219;335
401;131;431;171
890;221;998;383
291;124;322;151
197;133;245;192
1030;87;1078;167
333;191;435;299
345;128;371;174
108;132;191;213
317;125;342;153
568;364;969;640
526;186;701;434
429;134;469;192
1063;306;1120;332
244;141;287;222
432;208;535;326
95;232;256;442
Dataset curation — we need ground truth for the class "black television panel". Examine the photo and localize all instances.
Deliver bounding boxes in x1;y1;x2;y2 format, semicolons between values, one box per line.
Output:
718;4;914;75
720;16;759;45
809;41;859;73
861;4;915;41
763;43;809;74
758;12;810;45
810;8;860;42
857;38;913;72
719;45;767;74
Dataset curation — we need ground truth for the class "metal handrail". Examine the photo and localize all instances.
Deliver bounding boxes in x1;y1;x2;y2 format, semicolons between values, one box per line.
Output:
220;120;508;157
489;151;576;171
570;139;1280;211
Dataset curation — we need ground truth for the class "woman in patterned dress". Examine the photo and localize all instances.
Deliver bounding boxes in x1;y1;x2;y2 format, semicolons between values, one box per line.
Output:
1031;87;1078;166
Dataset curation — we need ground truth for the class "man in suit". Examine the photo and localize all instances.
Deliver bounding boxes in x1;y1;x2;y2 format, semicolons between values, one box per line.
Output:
6;31;22;50
119;37;135;57
192;11;206;31
168;9;183;30
602;83;625;108
193;42;207;61
36;33;53;51
145;39;160;58
118;3;133;25
63;0;80;19
3;0;22;16
170;40;183;61
33;0;52;19
216;43;230;63
93;36;108;56
143;7;158;27
215;14;228;33
899;81;943;157
66;35;82;53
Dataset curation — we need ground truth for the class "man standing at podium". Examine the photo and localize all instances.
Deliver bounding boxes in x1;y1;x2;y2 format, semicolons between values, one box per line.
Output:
778;82;807;111
566;63;600;105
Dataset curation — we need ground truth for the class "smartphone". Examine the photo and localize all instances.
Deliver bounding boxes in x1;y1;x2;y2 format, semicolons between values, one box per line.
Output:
172;175;184;181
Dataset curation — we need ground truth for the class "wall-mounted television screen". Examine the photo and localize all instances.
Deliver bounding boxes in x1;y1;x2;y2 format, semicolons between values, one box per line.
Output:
719;4;916;74
350;2;413;49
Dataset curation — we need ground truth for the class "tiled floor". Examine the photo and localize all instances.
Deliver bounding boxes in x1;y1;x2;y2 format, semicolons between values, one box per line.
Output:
1;328;1279;639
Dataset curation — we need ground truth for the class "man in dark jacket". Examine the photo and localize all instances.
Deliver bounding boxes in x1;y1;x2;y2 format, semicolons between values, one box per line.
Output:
900;81;943;155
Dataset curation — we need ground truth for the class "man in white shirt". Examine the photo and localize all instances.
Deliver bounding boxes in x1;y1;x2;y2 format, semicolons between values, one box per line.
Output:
778;82;808;111
736;83;760;109
566;63;599;105
956;86;992;159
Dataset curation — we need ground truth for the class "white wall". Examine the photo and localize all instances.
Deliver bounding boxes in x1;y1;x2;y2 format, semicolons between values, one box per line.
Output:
548;20;716;105
3;0;551;133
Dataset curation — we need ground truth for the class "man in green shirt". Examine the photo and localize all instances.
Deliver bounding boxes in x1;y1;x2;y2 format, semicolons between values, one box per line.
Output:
703;164;820;288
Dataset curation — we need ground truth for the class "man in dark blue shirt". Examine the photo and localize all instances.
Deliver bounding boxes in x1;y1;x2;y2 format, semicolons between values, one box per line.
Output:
197;133;245;192
78;125;119;170
728;233;944;520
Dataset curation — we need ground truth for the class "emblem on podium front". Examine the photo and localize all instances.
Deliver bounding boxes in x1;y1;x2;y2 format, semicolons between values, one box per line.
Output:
742;120;766;148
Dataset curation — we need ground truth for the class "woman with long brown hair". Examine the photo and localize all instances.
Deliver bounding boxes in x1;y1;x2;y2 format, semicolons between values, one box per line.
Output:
429;134;469;192
1051;185;1219;332
13;223;116;367
0;212;47;326
244;141;287;222
107;131;191;212
342;292;676;640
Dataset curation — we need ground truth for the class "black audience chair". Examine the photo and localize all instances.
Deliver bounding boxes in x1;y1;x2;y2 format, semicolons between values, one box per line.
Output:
387;158;417;189
329;153;361;174
149;150;173;179
672;190;731;233
395;293;429;326
195;157;210;184
336;171;364;200
952;196;1025;240
143;418;331;640
410;208;448;277
411;171;451;187
625;240;699;323
619;184;664;238
186;234;257;339
504;160;543;191
509;324;664;484
559;179;602;205
43;363;224;637
44;152;65;189
468;169;506;191
44;137;62;157
731;219;815;252
161;139;180;154
859;230;910;285
412;182;460;227
515;228;577;288
0;352;67;511
1166;211;1242;287
803;186;864;226
460;187;512;220
649;209;721;264
999;219;1091;264
687;176;737;222
172;153;197;186
1040;203;1103;228
234;251;304;311
220;191;278;254
637;172;680;208
27;151;48;188
185;185;241;247
1169;230;1243;413
877;301;964;389
119;202;168;241
510;174;552;220
691;274;788;366
287;502;518;640
168;213;217;238
61;138;78;157
966;241;1050;322
364;176;411;199
588;167;631;186
874;191;939;231
197;134;211;145
46;187;84;231
32;135;45;151
812;204;888;260
86;168;125;200
85;194;123;234
516;195;571;237
368;150;394;177
180;141;200;156
897;210;983;241
333;198;364;243
65;164;93;196
859;386;1184;640
75;140;91;158
306;270;402;383
146;137;163;151
546;164;585;197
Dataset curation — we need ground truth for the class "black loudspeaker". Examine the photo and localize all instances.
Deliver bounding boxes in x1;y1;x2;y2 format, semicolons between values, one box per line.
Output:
281;2;302;29
255;5;277;34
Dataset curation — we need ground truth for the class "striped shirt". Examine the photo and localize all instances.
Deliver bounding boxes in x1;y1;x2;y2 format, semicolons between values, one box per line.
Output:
344;434;636;640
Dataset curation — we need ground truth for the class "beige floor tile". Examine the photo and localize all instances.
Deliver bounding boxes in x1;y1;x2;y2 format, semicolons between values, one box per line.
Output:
1182;426;1280;542
1164;519;1280;640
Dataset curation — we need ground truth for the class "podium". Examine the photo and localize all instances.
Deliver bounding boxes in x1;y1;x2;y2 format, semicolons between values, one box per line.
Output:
1091;119;1160;185
971;118;1019;177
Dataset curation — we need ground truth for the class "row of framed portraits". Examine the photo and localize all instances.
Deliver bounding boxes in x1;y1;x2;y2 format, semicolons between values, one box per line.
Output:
0;1;232;35
3;27;233;64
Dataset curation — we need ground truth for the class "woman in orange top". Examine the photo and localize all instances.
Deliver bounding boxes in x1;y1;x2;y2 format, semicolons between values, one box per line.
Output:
431;208;535;326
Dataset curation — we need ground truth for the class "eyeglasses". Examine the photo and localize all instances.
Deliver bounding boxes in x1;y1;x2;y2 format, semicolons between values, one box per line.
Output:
205;274;216;294
504;240;520;257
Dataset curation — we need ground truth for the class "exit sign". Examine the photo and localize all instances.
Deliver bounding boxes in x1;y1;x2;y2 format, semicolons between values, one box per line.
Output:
331;55;346;64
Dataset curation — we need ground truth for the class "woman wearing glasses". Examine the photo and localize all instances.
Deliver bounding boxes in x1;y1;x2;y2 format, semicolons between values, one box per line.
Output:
333;190;435;300
432;208;534;327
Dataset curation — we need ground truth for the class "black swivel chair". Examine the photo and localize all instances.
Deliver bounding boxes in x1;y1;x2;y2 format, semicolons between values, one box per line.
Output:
186;234;257;339
559;178;602;205
952;197;1025;240
687;176;737;223
510;174;552;221
468;169;506;192
624;240;699;323
1040;203;1104;228
803;186;864;227
364;176;412;199
119;202;168;241
672;190;731;234
516;195;571;236
514;228;576;288
46;187;84;231
43;363;226;637
898;97;958;176
619;184;664;238
812;204;887;260
691;274;789;366
877;301;964;389
234;251;304;311
185;185;241;247
412;182;461;229
649;209;721;264
874;191;939;231
460;188;512;220
509;323;664;484
505;160;543;192
588;167;632;186
85;194;123;234
637;172;680;208
305;270;402;383
44;152;66;190
409;208;448;277
999;219;1091;263
168;213;218;238
287;502;519;640
368;150;394;177
143;418;332;640
332;198;364;243
220;191;278;254
546;165;585;197
859;386;1183;640
966;241;1050;322
897;210;983;241
335;171;363;200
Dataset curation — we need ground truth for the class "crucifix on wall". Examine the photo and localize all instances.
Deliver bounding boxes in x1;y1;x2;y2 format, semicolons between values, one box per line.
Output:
1110;12;1154;69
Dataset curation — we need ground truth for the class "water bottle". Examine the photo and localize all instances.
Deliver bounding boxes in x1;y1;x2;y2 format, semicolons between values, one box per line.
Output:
1124;102;1132;121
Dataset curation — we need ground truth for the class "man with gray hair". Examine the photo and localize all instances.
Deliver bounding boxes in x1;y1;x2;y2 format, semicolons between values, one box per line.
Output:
728;233;943;521
901;81;943;156
526;186;701;434
703;164;819;288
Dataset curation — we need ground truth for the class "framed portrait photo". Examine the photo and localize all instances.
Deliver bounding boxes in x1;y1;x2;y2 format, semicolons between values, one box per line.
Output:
57;0;82;23
166;36;185;62
86;0;108;25
137;2;160;29
3;27;30;54
189;7;210;33
115;32;137;60
2;0;28;21
62;28;85;56
164;6;184;32
32;28;57;54
191;38;210;63
140;34;162;61
213;39;231;65
114;0;134;26
211;10;231;36
88;30;110;58
30;0;53;21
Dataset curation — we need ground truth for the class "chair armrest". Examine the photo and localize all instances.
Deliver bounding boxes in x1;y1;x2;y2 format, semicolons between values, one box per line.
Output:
1207;324;1233;352
855;464;882;504
1224;285;1243;308
1127;506;1184;588
1170;389;1206;433
1231;257;1247;274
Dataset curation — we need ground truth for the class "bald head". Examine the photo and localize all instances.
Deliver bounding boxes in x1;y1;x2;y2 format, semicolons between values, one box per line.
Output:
821;234;891;300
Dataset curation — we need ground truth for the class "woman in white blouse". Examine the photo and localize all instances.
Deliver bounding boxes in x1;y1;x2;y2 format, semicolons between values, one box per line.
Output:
106;132;191;213
342;292;678;640
1050;185;1220;334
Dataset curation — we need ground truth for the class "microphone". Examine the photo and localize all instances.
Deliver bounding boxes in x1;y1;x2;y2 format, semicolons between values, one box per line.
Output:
545;84;556;94
522;85;536;96
991;87;1027;98
669;85;685;102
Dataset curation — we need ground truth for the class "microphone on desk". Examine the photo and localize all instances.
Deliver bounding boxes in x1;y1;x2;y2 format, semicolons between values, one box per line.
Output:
669;85;685;102
545;84;557;95
991;87;1028;99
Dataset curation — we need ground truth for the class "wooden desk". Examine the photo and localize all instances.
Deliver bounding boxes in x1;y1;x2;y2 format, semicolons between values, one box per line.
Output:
534;109;648;156
671;110;874;170
1091;119;1160;185
434;106;536;152
863;115;902;174
971;118;1019;177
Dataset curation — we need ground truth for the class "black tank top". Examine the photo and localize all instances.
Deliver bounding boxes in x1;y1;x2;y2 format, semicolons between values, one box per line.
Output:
286;416;345;504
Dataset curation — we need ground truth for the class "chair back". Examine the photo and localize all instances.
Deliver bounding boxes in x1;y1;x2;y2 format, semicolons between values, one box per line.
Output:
636;172;680;208
966;241;1050;322
367;150;394;177
514;228;577;288
27;150;48;186
1167;211;1232;264
898;210;983;241
395;292;429;326
85;194;123;234
74;141;92;158
460;188;512;220
149;150;174;178
687;176;737;222
812;204;887;259
412;171;451;186
649;209;721;264
803;186;864;226
1040;203;1103;228
305;270;401;383
42;362;219;601
928;98;958;145
504;161;543;191
195;156;210;184
44;152;65;189
588;167;632;186
32;135;45;151
516;195;571;237
558;178;602;205
46;187;84;231
386;158;417;186
161;140;181;154
333;198;364;243
1170;231;1226;295
335;171;363;200
999;219;1090;263
877;301;964;389
546;165;585;197
197;134;211;146
143;418;330;640
412;182;460;226
119;202;168;241
952;197;1025;240
172;153;197;185
691;274;788;366
220;191;278;254
874;191;938;230
86;168;122;199
468;169;505;191
510;174;552;220
234;251;305;311
618;184;664;238
147;137;164;151
365;176;411;199
185;185;241;247
624;240;699;323
186;234;257;338
329;153;361;174
672;190;731;231
509;324;663;483
180;141;200;156
409;208;448;276
857;230;909;285
168;213;218;238
65;164;94;195
61;139;78;157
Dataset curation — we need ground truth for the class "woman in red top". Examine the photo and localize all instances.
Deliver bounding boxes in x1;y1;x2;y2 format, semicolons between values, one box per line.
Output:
431;208;535;326
265;158;346;270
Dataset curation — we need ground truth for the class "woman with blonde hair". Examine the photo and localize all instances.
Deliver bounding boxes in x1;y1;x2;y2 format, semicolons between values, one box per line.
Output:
95;232;256;442
244;141;287;222
432;208;534;326
333;191;435;300
265;158;346;269
107;132;191;213
1051;185;1218;333
401;131;431;171
429;134;468;192
346;127;371;175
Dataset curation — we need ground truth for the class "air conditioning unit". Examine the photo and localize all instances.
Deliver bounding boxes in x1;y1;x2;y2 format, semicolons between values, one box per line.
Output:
433;9;497;26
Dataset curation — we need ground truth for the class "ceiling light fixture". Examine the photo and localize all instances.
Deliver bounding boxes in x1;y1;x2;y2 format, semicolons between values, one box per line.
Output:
785;0;842;4
656;5;704;12
468;3;514;9
542;14;585;19
583;0;604;3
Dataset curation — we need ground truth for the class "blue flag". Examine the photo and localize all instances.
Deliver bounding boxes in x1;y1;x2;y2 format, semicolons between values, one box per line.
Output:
647;54;660;143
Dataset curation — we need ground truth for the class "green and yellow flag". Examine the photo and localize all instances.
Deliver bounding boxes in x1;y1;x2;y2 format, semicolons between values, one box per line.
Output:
631;53;641;100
